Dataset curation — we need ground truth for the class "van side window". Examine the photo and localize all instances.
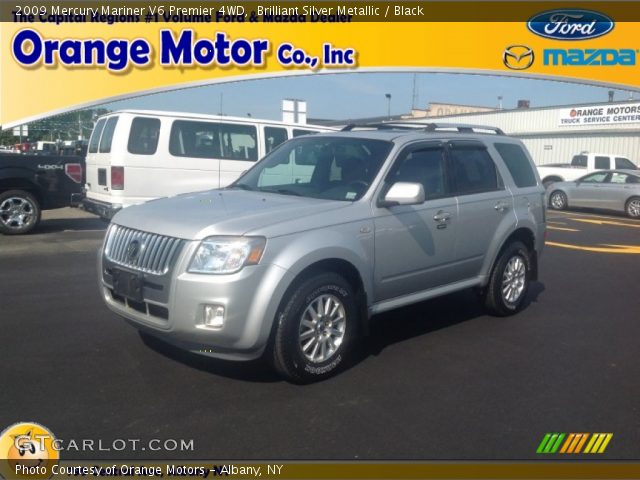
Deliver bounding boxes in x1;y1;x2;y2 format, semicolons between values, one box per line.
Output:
88;119;106;153
494;143;537;187
264;127;288;154
293;129;318;137
128;117;161;155
449;146;499;195
169;121;258;161
99;116;119;153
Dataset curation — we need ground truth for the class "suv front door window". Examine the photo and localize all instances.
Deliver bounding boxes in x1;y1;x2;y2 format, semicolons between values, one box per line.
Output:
373;143;459;300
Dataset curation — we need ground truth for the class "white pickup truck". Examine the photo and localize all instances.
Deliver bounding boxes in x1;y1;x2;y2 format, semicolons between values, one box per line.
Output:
538;152;638;187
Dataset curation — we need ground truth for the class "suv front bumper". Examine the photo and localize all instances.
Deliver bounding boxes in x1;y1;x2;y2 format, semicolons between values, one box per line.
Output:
98;247;294;361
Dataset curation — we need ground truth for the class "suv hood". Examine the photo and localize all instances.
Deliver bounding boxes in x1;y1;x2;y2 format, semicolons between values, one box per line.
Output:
111;189;351;240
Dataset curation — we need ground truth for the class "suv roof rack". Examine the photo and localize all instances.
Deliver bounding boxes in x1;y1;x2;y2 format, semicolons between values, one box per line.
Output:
341;122;505;135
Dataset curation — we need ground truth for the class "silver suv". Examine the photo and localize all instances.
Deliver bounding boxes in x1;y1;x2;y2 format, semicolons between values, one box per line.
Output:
98;123;546;383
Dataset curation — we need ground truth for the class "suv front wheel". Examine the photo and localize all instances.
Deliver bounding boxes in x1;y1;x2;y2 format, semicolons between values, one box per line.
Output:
482;241;531;316
271;273;358;383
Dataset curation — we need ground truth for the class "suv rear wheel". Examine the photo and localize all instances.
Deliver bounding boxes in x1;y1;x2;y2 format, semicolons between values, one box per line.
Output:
482;241;531;316
272;273;357;383
0;190;41;235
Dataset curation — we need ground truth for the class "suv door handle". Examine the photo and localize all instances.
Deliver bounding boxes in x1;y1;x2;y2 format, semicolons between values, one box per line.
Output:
433;211;451;222
494;201;509;212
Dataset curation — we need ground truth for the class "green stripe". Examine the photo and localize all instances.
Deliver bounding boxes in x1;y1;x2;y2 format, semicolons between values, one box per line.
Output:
543;434;559;453
550;433;566;453
536;433;552;453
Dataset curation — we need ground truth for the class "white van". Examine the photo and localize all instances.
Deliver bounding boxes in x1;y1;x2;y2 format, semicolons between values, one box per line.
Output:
81;110;333;219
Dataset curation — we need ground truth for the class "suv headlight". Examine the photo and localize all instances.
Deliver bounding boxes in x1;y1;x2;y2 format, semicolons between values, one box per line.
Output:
188;236;266;274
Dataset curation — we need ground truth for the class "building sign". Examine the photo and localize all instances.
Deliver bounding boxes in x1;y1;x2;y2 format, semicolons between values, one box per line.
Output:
559;102;640;126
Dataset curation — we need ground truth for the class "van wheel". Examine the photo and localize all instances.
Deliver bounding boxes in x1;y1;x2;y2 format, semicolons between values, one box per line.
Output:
272;273;357;383
0;190;41;235
549;190;567;210
483;241;531;317
626;197;640;218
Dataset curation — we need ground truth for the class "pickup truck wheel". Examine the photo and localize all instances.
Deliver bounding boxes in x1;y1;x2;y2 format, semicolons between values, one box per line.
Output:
549;190;567;210
626;197;640;218
483;241;531;317
0;190;41;235
272;273;357;383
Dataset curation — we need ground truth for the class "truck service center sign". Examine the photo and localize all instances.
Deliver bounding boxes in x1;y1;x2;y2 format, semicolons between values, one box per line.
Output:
559;102;640;126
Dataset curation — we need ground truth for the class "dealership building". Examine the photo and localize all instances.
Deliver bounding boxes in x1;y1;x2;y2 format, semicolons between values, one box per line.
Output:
418;99;640;167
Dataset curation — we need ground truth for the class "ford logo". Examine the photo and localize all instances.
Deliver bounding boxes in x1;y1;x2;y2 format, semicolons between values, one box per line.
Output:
527;9;614;40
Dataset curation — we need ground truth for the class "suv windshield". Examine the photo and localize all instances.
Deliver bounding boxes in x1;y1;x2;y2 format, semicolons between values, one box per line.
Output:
231;136;392;201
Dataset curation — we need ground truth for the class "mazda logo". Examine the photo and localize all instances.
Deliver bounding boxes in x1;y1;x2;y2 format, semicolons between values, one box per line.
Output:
503;45;535;70
126;239;141;262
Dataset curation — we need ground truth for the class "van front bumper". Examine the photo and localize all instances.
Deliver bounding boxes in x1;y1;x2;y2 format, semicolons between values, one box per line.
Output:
81;198;122;219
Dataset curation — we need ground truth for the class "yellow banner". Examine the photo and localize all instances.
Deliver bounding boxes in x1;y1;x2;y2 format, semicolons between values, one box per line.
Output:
2;2;640;126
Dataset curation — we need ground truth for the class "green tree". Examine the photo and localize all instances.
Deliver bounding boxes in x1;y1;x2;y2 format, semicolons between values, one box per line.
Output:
1;108;110;147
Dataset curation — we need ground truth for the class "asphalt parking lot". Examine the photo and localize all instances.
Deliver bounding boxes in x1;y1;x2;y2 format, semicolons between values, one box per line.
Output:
1;207;639;460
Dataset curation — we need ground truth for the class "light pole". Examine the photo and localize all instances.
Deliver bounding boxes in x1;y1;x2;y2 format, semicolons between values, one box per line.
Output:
385;93;391;120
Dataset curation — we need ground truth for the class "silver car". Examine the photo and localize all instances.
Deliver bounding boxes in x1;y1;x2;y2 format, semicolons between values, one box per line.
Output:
97;124;546;383
548;170;640;218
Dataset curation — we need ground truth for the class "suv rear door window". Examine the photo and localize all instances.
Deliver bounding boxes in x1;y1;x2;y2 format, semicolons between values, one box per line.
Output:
170;120;258;161
494;143;537;187
88;118;106;153
128;117;161;155
449;145;499;195
98;116;119;153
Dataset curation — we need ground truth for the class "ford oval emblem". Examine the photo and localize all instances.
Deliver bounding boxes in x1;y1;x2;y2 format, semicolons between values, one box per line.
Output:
527;9;614;40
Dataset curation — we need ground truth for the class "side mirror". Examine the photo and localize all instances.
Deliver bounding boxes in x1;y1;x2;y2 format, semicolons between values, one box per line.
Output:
379;182;425;207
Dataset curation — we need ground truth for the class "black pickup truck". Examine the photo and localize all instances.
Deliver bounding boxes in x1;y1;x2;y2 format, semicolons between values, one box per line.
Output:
0;153;84;234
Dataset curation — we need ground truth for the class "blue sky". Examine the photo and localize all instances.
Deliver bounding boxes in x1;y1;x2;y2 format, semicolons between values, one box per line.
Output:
103;72;637;121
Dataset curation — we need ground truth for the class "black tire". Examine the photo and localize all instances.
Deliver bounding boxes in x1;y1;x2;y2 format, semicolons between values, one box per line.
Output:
549;190;568;210
0;190;41;235
625;197;640;218
482;241;531;317
271;272;358;383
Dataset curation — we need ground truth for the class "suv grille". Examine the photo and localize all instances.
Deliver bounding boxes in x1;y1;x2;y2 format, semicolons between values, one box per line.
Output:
105;225;185;275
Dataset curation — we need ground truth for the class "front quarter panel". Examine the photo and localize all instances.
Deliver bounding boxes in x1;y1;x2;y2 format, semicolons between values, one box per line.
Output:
264;221;376;306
